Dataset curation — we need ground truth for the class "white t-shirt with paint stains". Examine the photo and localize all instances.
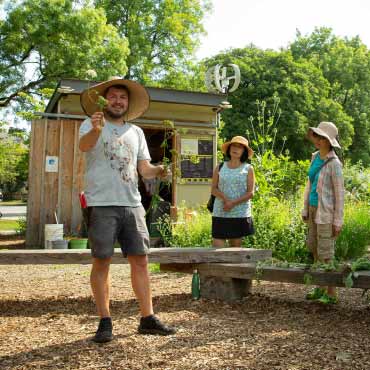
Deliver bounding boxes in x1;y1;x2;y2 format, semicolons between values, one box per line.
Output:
79;119;151;207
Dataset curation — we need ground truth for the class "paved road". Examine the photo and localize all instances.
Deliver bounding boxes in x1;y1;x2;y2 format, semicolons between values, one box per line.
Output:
0;205;27;220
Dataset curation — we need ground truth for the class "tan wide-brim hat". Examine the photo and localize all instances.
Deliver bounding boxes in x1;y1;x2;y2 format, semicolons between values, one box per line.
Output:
221;136;254;159
80;77;150;121
308;121;341;148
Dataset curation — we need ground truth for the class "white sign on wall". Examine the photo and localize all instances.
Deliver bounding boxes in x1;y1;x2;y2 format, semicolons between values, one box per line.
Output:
181;138;198;155
45;156;59;172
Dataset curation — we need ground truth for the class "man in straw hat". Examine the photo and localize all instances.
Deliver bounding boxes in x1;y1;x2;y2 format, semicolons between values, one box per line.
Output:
79;78;176;343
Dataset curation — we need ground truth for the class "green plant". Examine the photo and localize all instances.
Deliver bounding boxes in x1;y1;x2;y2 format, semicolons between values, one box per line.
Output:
255;261;265;283
246;95;283;157
303;273;314;285
149;263;161;273
252;151;309;199
157;206;212;248
16;217;27;235
147;120;177;214
343;257;370;288
85;69;108;112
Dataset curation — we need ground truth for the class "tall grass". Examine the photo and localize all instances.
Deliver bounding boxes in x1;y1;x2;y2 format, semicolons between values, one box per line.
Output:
246;196;309;263
0;219;18;231
335;201;370;261
158;197;369;263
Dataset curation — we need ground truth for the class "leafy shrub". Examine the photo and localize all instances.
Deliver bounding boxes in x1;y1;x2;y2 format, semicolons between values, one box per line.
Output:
252;150;309;199
246;197;310;263
16;217;27;235
343;162;370;202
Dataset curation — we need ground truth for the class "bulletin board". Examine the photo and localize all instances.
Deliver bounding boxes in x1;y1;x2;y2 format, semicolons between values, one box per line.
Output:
180;136;214;181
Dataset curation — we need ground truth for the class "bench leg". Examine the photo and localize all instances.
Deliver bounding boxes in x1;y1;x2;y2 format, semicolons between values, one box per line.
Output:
199;274;252;301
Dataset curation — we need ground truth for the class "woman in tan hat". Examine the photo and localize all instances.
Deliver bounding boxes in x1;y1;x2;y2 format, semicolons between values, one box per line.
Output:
302;122;345;304
211;136;255;247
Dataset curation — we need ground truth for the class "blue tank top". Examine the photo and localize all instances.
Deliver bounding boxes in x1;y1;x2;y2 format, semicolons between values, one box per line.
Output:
308;154;325;207
213;162;252;218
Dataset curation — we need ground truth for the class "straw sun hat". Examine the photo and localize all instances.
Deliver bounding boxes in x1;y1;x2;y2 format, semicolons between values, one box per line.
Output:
80;77;150;121
221;136;254;159
308;121;341;148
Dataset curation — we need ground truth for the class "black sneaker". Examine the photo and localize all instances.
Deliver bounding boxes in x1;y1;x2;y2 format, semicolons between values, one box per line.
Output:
92;317;113;343
138;315;176;336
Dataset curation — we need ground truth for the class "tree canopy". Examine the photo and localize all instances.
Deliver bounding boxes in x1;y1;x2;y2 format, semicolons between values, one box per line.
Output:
94;0;211;83
206;46;353;160
0;0;129;108
0;3;368;165
0;124;28;192
290;27;370;164
203;28;370;164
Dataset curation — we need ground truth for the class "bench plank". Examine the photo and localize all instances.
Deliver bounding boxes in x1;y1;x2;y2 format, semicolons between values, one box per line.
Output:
0;248;272;265
161;263;370;289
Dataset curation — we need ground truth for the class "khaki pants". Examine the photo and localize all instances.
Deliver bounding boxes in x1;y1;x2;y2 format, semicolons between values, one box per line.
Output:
306;206;335;261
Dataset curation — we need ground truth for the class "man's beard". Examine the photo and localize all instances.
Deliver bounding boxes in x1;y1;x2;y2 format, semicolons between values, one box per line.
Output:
105;105;128;119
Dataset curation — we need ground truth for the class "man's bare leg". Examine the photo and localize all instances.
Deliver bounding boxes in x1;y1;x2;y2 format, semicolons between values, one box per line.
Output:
90;257;113;343
128;255;153;317
91;257;111;318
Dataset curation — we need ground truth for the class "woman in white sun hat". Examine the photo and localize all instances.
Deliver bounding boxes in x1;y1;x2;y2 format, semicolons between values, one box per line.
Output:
302;121;345;304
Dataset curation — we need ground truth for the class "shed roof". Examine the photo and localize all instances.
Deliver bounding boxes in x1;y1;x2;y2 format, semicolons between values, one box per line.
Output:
45;79;226;113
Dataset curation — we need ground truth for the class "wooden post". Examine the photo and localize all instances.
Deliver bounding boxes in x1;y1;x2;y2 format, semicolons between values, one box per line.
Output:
171;130;179;221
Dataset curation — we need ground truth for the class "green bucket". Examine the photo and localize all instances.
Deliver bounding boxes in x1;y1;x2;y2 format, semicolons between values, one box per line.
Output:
69;238;88;249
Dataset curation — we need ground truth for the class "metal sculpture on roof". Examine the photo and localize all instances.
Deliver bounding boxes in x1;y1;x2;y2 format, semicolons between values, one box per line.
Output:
205;64;240;94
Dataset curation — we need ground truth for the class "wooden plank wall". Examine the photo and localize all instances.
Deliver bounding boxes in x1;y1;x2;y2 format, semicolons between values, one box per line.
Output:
26;119;85;247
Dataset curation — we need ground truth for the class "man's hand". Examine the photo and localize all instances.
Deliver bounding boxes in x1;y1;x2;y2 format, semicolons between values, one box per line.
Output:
79;113;104;152
91;112;105;133
157;165;172;181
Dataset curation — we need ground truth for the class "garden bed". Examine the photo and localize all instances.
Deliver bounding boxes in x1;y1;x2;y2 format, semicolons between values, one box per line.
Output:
0;264;369;369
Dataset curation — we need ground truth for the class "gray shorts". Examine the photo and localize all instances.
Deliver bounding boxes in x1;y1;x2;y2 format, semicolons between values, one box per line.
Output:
88;206;150;259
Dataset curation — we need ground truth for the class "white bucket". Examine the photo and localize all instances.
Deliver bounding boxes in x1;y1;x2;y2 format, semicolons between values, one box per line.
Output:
44;224;64;249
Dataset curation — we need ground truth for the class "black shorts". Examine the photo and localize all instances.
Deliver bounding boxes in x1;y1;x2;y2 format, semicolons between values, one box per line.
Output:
212;217;255;239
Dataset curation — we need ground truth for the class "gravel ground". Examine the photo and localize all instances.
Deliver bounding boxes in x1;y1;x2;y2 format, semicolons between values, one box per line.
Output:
0;264;370;370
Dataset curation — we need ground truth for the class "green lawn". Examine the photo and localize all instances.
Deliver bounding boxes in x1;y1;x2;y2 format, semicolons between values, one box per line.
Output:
0;200;27;206
0;219;18;231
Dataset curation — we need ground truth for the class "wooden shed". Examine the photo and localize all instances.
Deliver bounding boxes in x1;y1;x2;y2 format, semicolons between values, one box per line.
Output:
26;79;227;247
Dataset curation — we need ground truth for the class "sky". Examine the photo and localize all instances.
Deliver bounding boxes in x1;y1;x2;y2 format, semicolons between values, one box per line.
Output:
196;0;370;59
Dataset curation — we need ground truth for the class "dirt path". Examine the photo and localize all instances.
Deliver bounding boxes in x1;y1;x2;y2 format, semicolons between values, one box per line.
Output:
0;264;369;370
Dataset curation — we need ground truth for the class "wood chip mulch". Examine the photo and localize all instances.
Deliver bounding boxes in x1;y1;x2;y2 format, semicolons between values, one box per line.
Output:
0;263;370;370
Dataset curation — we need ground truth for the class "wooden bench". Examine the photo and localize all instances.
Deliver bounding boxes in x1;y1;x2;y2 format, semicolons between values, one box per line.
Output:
160;263;370;301
0;248;273;301
0;247;271;265
2;248;368;302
